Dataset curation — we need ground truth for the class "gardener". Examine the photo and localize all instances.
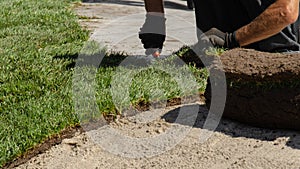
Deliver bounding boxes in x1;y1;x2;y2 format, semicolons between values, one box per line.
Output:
139;0;300;53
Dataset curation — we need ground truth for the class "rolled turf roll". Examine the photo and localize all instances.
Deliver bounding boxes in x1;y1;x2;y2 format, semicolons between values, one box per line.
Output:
204;48;300;130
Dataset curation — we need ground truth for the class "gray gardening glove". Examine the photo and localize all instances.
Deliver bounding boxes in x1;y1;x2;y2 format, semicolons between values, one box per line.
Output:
139;13;166;55
200;28;239;49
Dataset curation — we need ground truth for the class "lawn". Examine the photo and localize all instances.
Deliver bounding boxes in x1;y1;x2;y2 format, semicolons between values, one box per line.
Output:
0;0;209;167
0;0;89;166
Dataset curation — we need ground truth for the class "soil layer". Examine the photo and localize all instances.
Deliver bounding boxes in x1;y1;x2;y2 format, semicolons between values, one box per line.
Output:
205;48;300;130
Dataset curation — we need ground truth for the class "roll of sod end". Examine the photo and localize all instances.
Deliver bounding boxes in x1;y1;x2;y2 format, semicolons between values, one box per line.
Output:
205;49;300;130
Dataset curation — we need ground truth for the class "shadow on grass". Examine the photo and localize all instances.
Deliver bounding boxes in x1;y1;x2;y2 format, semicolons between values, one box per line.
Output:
81;0;193;11
53;52;128;69
53;46;204;69
161;104;300;150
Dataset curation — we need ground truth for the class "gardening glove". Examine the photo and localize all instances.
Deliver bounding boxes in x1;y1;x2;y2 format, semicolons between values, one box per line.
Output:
139;13;166;55
200;28;239;49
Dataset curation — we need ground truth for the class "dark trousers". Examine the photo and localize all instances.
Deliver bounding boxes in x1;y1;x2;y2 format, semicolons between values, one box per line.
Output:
193;0;300;52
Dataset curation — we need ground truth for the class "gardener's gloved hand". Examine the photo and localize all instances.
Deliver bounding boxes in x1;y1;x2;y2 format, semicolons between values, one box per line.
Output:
139;13;166;55
200;28;239;49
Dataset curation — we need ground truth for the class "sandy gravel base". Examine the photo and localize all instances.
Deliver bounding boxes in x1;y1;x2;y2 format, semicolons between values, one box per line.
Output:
15;1;300;168
16;103;300;169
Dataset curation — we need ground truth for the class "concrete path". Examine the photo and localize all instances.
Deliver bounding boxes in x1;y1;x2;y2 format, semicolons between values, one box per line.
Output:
75;0;197;55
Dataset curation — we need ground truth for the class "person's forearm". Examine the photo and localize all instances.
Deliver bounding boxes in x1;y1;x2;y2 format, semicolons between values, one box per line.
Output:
236;0;299;46
144;0;164;13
